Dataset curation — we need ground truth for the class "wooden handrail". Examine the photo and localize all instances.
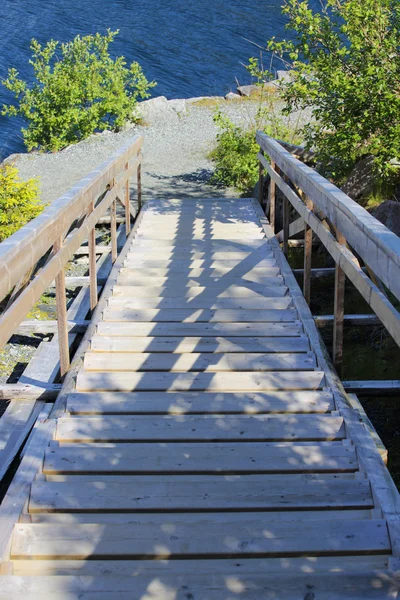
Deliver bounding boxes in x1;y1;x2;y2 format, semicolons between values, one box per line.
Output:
257;131;400;303
0;135;142;302
0;135;143;375
256;132;400;372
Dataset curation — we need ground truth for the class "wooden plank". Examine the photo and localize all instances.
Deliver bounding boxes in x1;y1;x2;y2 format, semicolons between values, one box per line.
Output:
76;370;325;392
130;240;269;251
102;308;297;323
343;380;400;395
126;251;275;261
89;335;308;354
124;258;277;269
121;266;281;277
303;197;314;305
333;229;346;373
83;351;316;372
53;237;70;377
107;296;293;309
0;384;61;401
44;441;356;475
1;570;398;599
29;477;372;513
116;272;285;287
112;284;289;298
66;390;332;414
96;322;303;337
8;555;390;577
55;413;343;442
10;518;390;559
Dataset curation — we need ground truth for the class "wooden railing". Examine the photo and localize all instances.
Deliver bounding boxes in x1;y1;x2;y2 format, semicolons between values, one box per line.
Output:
0;135;143;379
257;132;400;373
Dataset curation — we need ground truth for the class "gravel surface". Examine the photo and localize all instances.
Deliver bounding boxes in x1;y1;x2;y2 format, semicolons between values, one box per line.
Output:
5;95;310;204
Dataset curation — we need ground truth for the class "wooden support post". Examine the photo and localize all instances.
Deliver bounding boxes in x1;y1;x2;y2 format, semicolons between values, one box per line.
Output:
333;228;346;374
269;160;276;232
53;237;70;378
137;161;142;214
303;196;314;305
282;193;289;257
110;199;117;263
258;150;264;209
125;163;131;235
88;200;98;311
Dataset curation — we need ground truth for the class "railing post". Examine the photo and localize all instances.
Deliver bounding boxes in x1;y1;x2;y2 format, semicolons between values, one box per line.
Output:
303;196;314;305
333;228;346;374
269;160;276;233
53;236;70;378
258;150;264;209
88;200;98;311
137;161;142;214
125;162;131;235
110;197;117;263
282;173;289;257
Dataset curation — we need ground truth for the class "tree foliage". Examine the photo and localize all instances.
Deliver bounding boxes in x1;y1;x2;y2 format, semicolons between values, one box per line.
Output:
0;166;41;242
250;0;400;181
210;100;302;193
2;30;155;152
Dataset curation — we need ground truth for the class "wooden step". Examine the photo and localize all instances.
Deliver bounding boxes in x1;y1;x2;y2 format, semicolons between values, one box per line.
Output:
127;250;274;260
96;322;303;337
1;570;398;599
28;476;372;513
44;441;355;474
10;519;390;560
66;390;333;415
9;554;390;577
107;296;293;310
83;352;316;373
130;240;269;250
121;266;281;277
123;258;277;269
90;335;308;354
112;284;289;298
75;370;325;392
55;414;343;442
116;273;285;287
102;308;296;323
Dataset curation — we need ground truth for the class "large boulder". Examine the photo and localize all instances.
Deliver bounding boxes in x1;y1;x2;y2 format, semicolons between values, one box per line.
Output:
371;200;400;237
137;96;179;125
340;155;376;200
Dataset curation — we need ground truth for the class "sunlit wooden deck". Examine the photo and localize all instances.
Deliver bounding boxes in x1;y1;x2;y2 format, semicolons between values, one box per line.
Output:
1;195;399;598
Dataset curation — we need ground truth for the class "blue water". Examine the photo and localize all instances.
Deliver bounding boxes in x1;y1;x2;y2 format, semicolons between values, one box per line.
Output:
0;0;314;159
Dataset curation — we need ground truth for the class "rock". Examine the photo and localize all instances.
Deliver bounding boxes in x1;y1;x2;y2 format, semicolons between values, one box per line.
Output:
236;85;259;97
136;96;179;125
225;92;241;101
340;155;376;200
167;99;187;115
371;200;400;237
276;70;293;83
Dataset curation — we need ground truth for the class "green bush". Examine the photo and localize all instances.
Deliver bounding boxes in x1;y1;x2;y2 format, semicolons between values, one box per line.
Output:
2;30;155;152
210;100;302;193
251;0;400;182
0;165;42;242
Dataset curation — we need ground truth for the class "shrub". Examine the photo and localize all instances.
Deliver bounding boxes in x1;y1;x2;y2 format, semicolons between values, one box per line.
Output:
0;165;41;241
2;30;155;152
210;97;302;193
250;0;400;182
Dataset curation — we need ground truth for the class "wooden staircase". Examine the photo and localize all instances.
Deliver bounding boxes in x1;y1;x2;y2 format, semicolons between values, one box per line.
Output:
1;197;399;598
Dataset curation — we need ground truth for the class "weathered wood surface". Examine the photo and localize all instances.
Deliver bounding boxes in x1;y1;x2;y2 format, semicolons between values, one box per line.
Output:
1;196;399;596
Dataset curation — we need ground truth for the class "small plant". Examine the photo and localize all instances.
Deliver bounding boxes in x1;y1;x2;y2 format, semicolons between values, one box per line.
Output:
0;165;42;242
2;30;155;152
210;94;302;193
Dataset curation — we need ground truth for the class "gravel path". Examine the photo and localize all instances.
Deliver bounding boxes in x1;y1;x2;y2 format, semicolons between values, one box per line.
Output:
5;95;308;204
